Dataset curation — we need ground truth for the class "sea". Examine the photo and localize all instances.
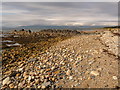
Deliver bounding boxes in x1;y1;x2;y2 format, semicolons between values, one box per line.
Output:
1;28;98;33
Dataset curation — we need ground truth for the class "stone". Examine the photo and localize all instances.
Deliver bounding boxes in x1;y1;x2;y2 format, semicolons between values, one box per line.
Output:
28;58;36;62
3;77;10;85
113;76;117;80
24;75;28;80
77;55;82;60
10;71;18;77
18;82;24;87
38;86;41;88
40;69;44;73
9;83;14;88
41;85;46;89
90;71;99;76
88;60;95;65
41;81;51;88
35;79;40;84
66;69;71;75
23;72;27;76
97;68;102;71
16;73;20;77
54;70;60;74
46;68;51;72
18;67;24;71
28;76;32;81
69;76;73;80
52;78;55;81
51;66;55;70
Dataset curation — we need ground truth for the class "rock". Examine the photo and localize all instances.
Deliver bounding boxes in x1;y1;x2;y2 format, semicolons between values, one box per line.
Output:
35;79;40;84
3;77;10;85
28;76;32;81
54;70;60;74
18;67;24;71
97;68;102;71
10;71;18;77
23;72;28;79
51;66;55;70
40;69;44;73
113;76;117;80
38;86;41;88
77;55;82;60
18;81;25;87
69;76;73;80
28;58;36;62
23;72;28;76
88;60;95;65
66;69;71;75
9;83;14;88
52;78;55;81
41;85;46;89
90;71;99;76
16;73;20;77
41;81;51;88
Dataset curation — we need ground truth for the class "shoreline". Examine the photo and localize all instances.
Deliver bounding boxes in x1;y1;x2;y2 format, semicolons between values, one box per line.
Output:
1;28;120;88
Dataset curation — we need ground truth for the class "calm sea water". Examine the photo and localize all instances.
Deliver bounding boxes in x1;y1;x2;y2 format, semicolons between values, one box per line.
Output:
2;28;97;33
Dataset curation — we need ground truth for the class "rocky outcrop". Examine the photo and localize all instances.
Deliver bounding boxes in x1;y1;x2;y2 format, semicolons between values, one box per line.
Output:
100;30;119;57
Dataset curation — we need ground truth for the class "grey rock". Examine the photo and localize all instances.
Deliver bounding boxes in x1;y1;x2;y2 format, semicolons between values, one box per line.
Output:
41;81;51;88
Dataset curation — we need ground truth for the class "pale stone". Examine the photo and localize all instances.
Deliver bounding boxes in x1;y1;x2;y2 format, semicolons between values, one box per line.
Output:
3;77;10;85
9;83;14;88
113;76;117;80
90;71;99;76
69;76;73;80
41;81;51;88
66;69;71;75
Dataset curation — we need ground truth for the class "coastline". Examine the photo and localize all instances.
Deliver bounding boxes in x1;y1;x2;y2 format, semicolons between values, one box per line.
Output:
1;28;120;88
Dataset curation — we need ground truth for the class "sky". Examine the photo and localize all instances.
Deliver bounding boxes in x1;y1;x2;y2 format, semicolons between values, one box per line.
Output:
2;2;118;28
1;0;120;2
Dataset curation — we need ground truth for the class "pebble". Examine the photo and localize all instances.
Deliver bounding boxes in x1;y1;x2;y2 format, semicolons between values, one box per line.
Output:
69;76;73;80
16;73;20;77
35;79;40;84
90;71;99;76
18;67;24;71
41;81;51;88
38;86;41;88
88;60;95;65
28;76;32;81
3;77;10;85
66;69;71;75
77;55;82;60
51;66;55;70
9;83;14;88
113;76;117;80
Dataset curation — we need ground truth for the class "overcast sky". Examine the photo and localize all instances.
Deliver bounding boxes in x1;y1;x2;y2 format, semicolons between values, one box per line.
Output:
2;2;118;27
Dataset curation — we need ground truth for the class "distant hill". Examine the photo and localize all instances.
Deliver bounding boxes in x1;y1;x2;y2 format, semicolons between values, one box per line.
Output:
104;26;120;28
2;25;105;31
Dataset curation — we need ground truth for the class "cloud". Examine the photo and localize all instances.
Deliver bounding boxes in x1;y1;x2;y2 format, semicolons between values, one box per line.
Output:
2;2;118;27
2;0;119;2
